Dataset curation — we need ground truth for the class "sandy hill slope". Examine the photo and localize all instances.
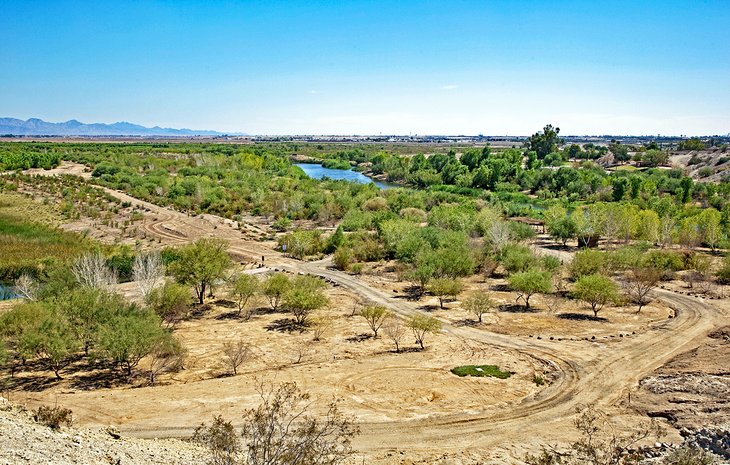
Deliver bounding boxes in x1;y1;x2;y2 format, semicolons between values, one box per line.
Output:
0;397;206;465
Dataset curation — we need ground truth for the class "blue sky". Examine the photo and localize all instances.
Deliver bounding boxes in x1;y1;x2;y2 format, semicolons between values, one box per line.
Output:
1;1;728;135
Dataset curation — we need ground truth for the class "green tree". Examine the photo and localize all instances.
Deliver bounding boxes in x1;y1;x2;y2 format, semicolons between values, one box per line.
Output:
96;307;169;376
169;238;232;304
359;305;391;338
463;290;494;323
407;313;442;349
508;269;552;309
146;282;192;325
283;275;329;325
229;274;260;319
698;208;722;252
527;124;562;159
573;274;619;318
427;277;464;309
262;272;291;310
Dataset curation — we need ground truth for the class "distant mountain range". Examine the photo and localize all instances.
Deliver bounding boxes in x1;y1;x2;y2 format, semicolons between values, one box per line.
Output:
0;117;231;136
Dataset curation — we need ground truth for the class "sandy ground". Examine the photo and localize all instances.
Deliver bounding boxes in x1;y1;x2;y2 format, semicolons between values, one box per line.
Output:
4;162;730;464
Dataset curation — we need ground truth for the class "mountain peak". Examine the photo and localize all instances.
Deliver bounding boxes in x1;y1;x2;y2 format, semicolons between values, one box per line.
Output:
0;117;230;136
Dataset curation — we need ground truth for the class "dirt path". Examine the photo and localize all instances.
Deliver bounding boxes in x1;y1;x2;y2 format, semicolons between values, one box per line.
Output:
19;163;727;458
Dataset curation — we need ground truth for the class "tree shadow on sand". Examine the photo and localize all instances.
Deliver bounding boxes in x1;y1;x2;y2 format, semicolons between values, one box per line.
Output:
499;303;538;313
557;312;608;322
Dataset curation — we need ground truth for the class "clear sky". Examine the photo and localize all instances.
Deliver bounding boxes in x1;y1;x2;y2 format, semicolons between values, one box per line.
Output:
1;0;728;135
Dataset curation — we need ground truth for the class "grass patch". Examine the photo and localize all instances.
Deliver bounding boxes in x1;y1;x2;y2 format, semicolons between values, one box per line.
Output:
613;165;638;172
451;365;512;379
0;193;90;279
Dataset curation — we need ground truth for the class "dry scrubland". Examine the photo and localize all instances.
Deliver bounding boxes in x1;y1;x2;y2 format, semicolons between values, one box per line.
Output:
1;151;730;464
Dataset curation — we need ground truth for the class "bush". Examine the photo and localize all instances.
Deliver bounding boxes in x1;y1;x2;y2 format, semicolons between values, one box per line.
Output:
643;250;685;280
451;365;512;379
34;405;73;430
571;249;605;279
192;415;239;465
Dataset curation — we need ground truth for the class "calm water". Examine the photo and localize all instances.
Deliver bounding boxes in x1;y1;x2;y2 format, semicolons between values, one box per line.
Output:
294;163;394;189
0;284;17;301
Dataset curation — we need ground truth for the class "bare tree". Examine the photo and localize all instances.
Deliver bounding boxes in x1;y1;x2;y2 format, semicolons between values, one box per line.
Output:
72;252;117;291
310;313;334;341
13;274;38;301
623;267;661;312
222;340;250;376
383;316;406;353
133;251;165;300
486;221;512;254
525;405;664;465
659;215;676;248
241;382;359;465
148;339;185;385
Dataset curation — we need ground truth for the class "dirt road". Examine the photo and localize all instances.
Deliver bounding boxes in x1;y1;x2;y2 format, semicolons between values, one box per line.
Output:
21;163;727;458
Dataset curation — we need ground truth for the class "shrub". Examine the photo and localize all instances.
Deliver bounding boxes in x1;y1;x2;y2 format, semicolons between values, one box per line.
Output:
192;415;239;465
34;405;73;430
571;249;605;279
642;250;685;280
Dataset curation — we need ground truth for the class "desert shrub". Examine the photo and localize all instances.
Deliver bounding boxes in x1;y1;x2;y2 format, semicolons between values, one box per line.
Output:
399;207;427;222
340;209;372;231
508;221;537;241
642;250;685;280
241;382;359;465
362;196;388;212
277;229;324;260
34;405;73;430
500;244;538;274
271;217;292;232
663;446;716;465
571;249;605;279
332;246;353;271
192;415;239;465
146;282;192;325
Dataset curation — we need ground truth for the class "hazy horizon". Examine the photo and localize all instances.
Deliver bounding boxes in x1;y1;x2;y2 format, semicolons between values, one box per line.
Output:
2;1;728;136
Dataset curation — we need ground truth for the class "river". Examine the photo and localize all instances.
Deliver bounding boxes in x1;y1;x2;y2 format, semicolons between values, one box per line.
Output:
294;163;395;189
0;284;17;301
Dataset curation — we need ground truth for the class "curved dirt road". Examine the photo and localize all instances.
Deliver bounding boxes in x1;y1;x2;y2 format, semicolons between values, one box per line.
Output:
18;164;726;456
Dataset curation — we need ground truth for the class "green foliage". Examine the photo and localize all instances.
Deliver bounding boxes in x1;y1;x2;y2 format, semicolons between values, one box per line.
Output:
359;305;391;338
677;138;706;151
0;193;90;281
463;290;494;323
527;124;562;159
228;274;260;319
95;306;169;375
262;272;290;310
283;275;329;325
508;269;552;308
500;244;538;274
642;250;685;280
169;238;232;304
0;148;60;170
407;313;441;349
146;281;193;324
451;365;512;379
573;274;620;317
570;249;606;279
278;229;324;259
427;277;464;308
0;301;79;379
